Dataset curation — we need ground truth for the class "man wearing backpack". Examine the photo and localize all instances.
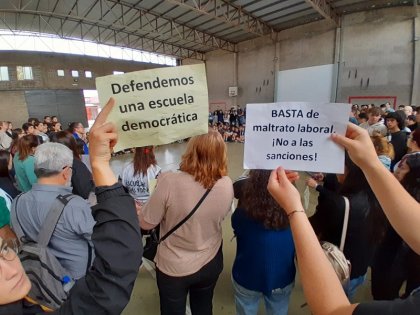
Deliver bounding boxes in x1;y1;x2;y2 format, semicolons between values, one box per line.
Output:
11;142;95;280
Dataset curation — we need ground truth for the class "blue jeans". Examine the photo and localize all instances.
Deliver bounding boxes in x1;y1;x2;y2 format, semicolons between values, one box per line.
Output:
345;274;366;301
232;278;293;315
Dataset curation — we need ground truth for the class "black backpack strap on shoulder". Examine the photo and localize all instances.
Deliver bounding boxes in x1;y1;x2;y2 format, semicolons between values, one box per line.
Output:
11;192;29;243
37;194;76;247
159;188;211;244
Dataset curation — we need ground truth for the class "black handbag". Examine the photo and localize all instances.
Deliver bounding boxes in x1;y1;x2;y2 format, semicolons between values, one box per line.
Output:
142;188;211;262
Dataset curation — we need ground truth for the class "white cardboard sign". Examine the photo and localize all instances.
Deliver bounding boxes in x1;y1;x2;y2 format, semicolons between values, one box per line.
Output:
244;102;351;173
95;64;209;152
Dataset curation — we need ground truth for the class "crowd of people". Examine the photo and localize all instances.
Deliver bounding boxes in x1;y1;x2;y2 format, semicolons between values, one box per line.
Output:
209;108;246;143
0;97;419;315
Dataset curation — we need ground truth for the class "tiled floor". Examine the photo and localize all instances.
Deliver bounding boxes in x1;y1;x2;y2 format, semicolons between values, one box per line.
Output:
110;141;372;315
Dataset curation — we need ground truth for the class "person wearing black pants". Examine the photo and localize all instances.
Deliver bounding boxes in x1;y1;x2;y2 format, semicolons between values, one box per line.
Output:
156;245;223;315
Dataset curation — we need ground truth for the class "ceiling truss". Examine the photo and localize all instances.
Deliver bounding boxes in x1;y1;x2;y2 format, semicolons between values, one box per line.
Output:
0;10;206;59
0;0;246;59
304;0;339;26
0;0;414;60
165;0;274;37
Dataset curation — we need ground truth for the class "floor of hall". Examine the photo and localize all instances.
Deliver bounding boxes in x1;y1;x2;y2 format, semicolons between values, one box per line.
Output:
109;141;373;315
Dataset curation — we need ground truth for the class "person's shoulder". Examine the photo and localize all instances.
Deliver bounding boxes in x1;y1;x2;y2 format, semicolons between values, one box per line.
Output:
214;177;234;196
66;194;91;210
217;176;233;185
121;161;134;174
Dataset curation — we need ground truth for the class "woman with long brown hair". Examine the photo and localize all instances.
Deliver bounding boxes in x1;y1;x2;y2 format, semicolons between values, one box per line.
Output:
232;170;295;315
13;134;39;192
120;146;161;205
139;130;233;315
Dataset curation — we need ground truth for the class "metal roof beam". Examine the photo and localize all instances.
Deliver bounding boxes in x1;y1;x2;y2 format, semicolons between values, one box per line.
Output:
0;9;204;60
166;0;274;37
103;0;235;52
304;0;339;26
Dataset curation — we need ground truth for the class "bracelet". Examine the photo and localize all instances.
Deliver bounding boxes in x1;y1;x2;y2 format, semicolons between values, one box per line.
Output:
287;210;306;218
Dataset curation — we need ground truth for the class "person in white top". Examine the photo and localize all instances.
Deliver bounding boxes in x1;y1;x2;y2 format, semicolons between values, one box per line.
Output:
120;146;161;206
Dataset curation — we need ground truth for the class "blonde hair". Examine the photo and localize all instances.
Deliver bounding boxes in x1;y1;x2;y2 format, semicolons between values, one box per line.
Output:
179;130;228;189
371;135;395;160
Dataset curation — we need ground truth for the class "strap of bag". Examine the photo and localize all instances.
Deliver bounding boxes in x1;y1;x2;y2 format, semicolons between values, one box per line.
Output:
159;188;211;244
339;196;350;251
37;194;75;247
11;193;27;243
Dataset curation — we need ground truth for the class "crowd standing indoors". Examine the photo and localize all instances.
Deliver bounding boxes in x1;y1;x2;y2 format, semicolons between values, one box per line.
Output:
0;98;142;314
0;100;418;315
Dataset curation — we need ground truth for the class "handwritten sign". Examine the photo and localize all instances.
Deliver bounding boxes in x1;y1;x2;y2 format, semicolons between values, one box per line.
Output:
95;64;209;152
244;102;351;173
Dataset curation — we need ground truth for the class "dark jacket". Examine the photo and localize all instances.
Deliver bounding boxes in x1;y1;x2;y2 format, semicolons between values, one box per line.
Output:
310;185;374;279
389;130;407;170
0;176;20;198
0;183;142;315
71;159;94;199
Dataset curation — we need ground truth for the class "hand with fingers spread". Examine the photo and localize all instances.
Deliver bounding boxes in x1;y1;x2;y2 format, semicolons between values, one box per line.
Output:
331;123;379;170
89;97;118;186
267;167;303;215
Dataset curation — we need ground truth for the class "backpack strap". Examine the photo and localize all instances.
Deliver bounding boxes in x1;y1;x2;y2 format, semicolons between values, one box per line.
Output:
11;193;27;243
339;196;350;252
37;194;76;247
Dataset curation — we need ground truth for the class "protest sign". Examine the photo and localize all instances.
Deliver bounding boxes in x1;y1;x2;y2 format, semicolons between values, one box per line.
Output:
95;64;209;152
244;102;351;173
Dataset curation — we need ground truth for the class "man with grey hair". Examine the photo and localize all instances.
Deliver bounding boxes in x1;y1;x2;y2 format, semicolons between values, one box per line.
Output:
11;142;95;280
0;121;12;149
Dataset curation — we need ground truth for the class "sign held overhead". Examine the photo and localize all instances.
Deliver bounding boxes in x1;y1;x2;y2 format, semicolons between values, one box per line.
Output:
244;102;351;173
95;64;209;152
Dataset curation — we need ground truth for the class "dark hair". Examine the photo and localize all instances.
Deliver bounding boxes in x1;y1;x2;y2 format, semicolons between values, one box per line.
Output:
75;138;85;155
50;131;81;160
401;154;420;202
33;121;43;129
340;153;387;242
44;116;51;120
133;146;157;176
358;112;368;120
11;129;22;139
386;111;405;130
0;150;10;177
68;122;81;133
412;128;420;148
17;134;39;160
242;170;289;230
27;117;39;124
22;123;33;133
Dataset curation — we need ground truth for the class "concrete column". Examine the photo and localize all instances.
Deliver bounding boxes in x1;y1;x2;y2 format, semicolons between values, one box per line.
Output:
273;35;280;102
333;26;342;102
233;52;238;107
411;8;420;106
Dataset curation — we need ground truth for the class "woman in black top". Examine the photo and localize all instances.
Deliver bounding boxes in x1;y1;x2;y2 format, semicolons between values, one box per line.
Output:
309;154;386;299
0;150;20;198
372;154;420;300
50;131;94;199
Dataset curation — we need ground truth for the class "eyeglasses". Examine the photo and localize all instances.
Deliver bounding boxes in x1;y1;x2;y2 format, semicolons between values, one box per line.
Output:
0;239;19;261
